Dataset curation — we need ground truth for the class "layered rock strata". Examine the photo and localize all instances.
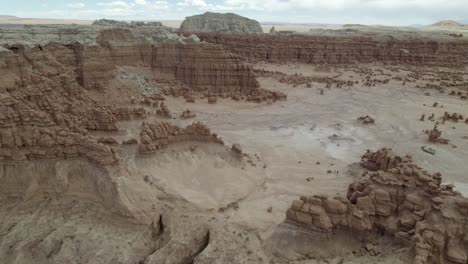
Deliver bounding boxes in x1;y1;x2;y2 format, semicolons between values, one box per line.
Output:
0;122;117;165
0;22;268;164
286;148;468;264
1;23;263;97
0;50;118;165
195;33;468;66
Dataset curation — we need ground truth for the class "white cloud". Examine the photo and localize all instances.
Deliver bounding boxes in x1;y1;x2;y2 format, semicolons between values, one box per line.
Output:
13;0;468;26
96;0;168;10
134;0;169;10
97;1;131;7
177;0;209;8
206;0;468;12
67;2;85;9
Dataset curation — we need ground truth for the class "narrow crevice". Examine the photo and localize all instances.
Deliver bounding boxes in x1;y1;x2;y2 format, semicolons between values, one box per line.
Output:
46;240;63;259
6;222;17;232
188;230;210;264
158;214;164;235
142;214;171;264
71;42;85;87
5;44;24;54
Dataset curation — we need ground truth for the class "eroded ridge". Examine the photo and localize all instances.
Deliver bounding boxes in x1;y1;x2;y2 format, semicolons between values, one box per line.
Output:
139;121;224;153
0;22;276;104
195;33;468;66
0;95;118;165
0;21;281;165
286;148;468;264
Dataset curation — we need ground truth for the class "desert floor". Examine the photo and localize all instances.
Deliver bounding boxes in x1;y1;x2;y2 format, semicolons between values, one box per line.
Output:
101;62;468;242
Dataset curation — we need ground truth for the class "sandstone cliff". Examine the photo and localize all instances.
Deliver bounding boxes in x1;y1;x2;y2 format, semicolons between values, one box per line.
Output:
195;33;468;66
180;12;263;33
0;47;119;165
0;23;262;94
0;22;267;165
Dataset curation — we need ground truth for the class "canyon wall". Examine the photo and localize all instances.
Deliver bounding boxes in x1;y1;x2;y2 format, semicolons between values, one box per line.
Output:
59;42;261;93
0;23;262;165
195;33;468;66
1;24;260;93
0;47;119;165
152;43;259;93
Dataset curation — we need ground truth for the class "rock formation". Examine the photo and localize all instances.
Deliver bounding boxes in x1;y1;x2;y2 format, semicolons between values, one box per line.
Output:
286;148;468;264
357;115;375;124
114;107;148;120
123;138;138;144
427;125;449;144
98;137;119;145
139;121;223;153
231;143;243;155
442;112;465;123
180;109;196;119
153;42;260;94
208;96;217;104
0;121;118;165
156;102;172;118
0;22;266;100
0;21;276;167
180;12;263;33
0;63;118;165
195;33;468;66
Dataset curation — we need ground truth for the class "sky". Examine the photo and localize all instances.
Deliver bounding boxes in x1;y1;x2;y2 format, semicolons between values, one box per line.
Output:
1;0;467;26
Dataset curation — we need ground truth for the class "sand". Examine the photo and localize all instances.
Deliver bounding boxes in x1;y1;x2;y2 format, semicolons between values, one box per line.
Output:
136;62;468;237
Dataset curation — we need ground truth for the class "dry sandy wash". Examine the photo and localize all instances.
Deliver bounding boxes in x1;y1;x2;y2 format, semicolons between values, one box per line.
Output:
0;18;468;264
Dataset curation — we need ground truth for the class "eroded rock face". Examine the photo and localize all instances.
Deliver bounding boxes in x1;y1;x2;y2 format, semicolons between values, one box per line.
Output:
180;109;196;119
139;121;224;153
427;125;449;144
153;43;260;94
0;24;262;98
286;148;468;264
180;12;263;33
0;122;118;165
0;51;118;165
0;23;268;165
196;33;468;66
156;102;172;118
357;115;375;124
360;148;412;172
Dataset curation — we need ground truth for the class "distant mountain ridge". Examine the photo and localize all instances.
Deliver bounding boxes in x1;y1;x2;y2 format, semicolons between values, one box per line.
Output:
431;20;465;27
